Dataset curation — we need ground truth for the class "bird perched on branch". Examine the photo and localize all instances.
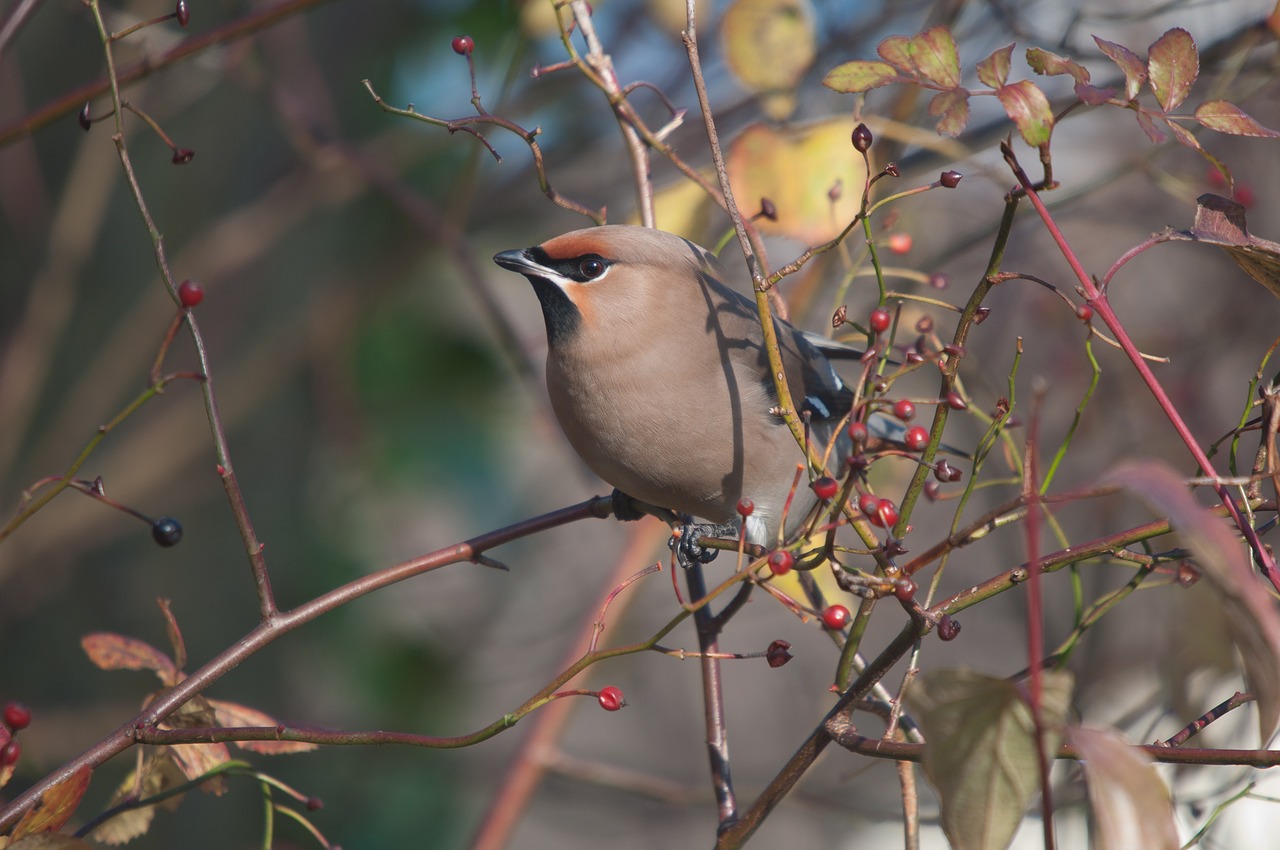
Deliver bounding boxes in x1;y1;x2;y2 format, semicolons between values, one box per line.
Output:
493;225;930;551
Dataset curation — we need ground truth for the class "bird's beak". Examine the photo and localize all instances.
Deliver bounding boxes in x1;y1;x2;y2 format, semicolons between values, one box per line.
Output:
493;248;546;276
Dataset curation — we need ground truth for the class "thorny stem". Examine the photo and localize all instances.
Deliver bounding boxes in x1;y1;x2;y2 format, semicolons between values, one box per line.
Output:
1002;143;1280;591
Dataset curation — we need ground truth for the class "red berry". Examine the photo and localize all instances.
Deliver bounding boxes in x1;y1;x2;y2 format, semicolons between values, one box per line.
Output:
1076;303;1092;321
903;426;928;452
939;170;962;189
937;614;961;641
928;272;949;289
736;497;755;517
851;123;873;153
174;0;189;27
893;578;917;602
934;459;962;483
875;499;899;528
3;702;30;731
886;233;913;255
171;148;195;165
1;739;19;766
923;481;941;501
858;492;879;518
597;686;625;712
1205;166;1227;188
451;35;474;55
765;639;793;668
821;604;851;630
767;550;794;576
177;280;204;308
868;307;891;334
305;797;324;812
1235;184;1255;208
811;476;839;501
893;399;916;422
849;421;869;444
946;391;966;411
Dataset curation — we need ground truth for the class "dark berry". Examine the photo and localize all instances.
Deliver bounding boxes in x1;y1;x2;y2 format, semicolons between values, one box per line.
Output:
821;604;851;630
597;686;625;711
915;316;934;334
78;102;93;132
869;307;891;334
942;343;965;358
1;739;19;766
974;306;992;324
171;148;195;165
893;578;917;602
937;614;961;641
177;280;204;308
451;35;474;56
151;516;183;547
851;123;873;152
759;197;777;221
923;481;941;501
736;497;755;517
876;499;899;528
175;0;189;26
811;477;839;501
1076;303;1093;321
767;550;794;576
765;639;793;668
946;391;967;411
934;459;963;482
3;702;31;732
939;170;962;188
905;351;925;365
305;797;324;812
893;399;916;422
884;162;899;177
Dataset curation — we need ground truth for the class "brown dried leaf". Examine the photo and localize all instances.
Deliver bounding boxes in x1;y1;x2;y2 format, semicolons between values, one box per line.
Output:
1195;100;1280;138
976;44;1014;89
1093;36;1146;101
1164;193;1280;300
822;60;902;92
1147;28;1198;112
996;80;1053;147
1103;460;1280;742
209;699;318;755
81;633;176;684
928;89;970;138
10;767;92;840
92;756;188;845
156;598;186;671
1069;727;1179;850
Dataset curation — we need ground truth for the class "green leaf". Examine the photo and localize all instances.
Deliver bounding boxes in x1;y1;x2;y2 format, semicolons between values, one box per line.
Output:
823;60;902;92
1103;460;1280;743
1093;36;1146;101
721;0;816;120
906;669;1074;850
1147;27;1198;112
928;88;970;137
907;26;961;88
1195;100;1280;138
1069;727;1179;850
976;44;1014;88
876;34;912;72
996;80;1053;147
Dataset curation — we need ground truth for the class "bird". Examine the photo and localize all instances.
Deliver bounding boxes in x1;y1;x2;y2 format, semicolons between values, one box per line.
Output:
493;224;932;551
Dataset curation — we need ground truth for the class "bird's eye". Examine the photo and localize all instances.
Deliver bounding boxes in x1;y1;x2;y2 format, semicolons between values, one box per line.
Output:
579;258;606;279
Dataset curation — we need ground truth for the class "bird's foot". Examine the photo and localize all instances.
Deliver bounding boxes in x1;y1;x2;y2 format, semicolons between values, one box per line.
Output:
669;521;740;568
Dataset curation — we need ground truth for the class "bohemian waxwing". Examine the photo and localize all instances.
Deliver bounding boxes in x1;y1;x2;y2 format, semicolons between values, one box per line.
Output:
494;225;922;548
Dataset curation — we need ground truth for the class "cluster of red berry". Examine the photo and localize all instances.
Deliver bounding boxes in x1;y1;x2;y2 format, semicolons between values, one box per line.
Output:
1;701;31;769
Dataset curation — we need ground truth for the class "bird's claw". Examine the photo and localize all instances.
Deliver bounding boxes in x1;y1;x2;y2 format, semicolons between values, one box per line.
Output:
669;521;739;568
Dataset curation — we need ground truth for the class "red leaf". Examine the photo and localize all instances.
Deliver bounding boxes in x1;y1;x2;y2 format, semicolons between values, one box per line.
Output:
928;89;970;138
1075;83;1115;106
1069;727;1179;850
1147;28;1198;112
1195;100;1280;138
996;80;1053;147
1093;36;1146;101
81;633;176;682
823;60;903;92
976;44;1014;88
209;699;319;755
907;26;961;89
1134;109;1166;143
1162;116;1202;151
11;766;93;839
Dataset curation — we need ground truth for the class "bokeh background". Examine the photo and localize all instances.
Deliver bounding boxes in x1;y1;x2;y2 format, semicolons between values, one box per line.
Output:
2;0;1280;847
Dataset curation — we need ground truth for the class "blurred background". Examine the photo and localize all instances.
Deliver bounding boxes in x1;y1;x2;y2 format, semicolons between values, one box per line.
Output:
2;0;1280;847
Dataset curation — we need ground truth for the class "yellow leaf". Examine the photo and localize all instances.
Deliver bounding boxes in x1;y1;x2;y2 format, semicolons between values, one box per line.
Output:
722;0;815;121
